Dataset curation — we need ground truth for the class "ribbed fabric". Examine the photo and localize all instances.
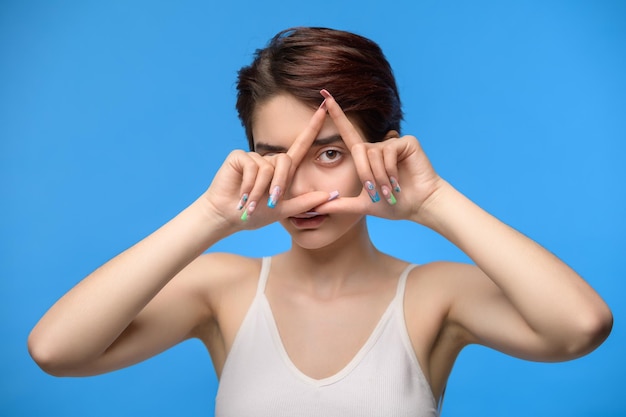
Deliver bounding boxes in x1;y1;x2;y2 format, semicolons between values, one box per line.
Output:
215;257;439;417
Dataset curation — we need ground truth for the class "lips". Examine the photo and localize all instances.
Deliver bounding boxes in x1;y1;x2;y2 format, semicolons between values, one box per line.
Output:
288;212;328;228
292;211;322;219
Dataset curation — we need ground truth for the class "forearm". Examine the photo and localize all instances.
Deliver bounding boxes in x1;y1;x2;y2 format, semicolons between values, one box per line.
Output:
417;180;612;348
29;196;232;365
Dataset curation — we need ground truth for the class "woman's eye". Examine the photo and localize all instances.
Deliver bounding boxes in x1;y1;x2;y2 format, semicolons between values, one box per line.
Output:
317;149;342;164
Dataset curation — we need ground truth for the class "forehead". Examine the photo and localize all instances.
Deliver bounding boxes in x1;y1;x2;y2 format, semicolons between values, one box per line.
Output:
251;94;338;148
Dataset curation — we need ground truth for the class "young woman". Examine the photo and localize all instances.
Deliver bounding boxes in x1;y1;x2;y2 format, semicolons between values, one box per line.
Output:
28;27;612;416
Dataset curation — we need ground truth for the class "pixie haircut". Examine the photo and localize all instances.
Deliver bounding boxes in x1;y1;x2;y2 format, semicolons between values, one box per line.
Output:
236;27;403;150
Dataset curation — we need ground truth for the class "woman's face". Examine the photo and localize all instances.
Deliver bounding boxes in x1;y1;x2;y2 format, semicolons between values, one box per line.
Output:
251;94;365;249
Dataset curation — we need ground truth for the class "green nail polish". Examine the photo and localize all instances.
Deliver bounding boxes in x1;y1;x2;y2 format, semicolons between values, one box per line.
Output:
382;185;396;205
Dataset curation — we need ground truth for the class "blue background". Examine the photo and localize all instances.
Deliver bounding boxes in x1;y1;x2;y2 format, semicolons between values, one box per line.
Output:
1;1;624;416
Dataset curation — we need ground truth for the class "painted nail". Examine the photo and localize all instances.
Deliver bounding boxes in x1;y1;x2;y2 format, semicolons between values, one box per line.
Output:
320;89;332;100
381;185;397;205
364;181;380;203
267;186;281;208
236;193;249;210
390;177;401;193
241;201;257;221
318;98;327;111
328;190;340;201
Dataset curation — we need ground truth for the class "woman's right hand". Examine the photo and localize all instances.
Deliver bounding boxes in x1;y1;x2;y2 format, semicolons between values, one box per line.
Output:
27;102;338;377
201;102;335;231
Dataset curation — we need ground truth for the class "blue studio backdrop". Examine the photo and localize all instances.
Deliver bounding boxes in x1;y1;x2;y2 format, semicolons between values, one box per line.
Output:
1;1;624;416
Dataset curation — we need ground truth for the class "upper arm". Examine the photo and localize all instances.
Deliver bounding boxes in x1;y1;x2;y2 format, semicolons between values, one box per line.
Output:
442;263;558;361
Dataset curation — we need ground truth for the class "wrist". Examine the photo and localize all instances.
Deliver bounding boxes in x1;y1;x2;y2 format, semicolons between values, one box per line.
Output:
189;194;238;244
411;179;463;232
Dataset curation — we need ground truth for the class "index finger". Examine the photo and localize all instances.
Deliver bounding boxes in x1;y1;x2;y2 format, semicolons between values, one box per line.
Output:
320;89;366;148
285;100;328;166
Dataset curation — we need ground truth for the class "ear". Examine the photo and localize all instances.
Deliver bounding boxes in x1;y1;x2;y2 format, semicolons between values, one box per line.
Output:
383;130;400;140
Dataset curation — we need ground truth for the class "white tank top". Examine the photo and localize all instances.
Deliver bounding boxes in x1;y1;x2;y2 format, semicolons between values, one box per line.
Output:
215;257;440;417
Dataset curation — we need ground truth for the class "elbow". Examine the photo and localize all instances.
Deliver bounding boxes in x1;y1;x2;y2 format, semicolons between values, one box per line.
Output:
28;333;63;376
563;304;613;359
28;330;78;377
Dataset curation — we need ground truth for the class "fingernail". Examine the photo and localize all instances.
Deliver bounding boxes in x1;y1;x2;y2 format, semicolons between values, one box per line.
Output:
328;190;340;201
390;177;401;193
381;185;397;205
241;201;257;221
267;186;281;208
320;89;332;99
318;98;327;111
364;181;380;203
236;193;249;210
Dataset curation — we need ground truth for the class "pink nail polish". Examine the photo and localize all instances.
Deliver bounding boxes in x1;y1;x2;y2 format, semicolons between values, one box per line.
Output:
381;185;397;205
318;98;327;111
247;201;257;214
320;89;332;100
328;190;340;201
364;181;380;203
267;186;280;208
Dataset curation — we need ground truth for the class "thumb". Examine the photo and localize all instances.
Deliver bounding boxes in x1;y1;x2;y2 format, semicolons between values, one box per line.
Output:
312;192;371;215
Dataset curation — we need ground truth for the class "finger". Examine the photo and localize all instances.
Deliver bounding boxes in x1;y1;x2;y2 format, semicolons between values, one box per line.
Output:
313;193;372;216
319;89;365;149
382;141;402;194
265;153;292;208
242;152;275;217
277;190;341;218
285;101;328;167
367;145;397;206
319;89;384;204
350;143;380;203
230;150;257;210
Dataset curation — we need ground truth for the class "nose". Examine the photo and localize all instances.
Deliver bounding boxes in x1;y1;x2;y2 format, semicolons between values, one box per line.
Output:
286;163;316;198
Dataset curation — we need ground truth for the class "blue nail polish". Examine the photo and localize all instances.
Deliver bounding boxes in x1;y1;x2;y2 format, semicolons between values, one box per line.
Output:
390;177;401;193
365;181;380;203
267;186;280;208
237;193;249;210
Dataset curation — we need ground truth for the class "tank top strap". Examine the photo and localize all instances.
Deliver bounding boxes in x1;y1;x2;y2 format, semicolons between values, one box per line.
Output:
256;256;272;295
394;263;419;301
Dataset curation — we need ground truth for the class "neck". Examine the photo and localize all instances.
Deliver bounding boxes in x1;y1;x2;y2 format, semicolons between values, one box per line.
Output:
281;218;384;296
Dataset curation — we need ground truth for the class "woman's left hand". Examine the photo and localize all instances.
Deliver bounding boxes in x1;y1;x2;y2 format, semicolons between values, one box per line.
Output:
316;90;444;224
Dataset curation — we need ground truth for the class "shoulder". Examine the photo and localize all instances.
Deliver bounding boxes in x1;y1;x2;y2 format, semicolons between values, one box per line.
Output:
405;261;492;300
192;252;262;283
189;253;263;319
403;261;493;344
189;252;262;296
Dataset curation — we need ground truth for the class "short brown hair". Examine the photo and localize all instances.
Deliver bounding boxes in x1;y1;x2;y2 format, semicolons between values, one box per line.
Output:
236;27;403;150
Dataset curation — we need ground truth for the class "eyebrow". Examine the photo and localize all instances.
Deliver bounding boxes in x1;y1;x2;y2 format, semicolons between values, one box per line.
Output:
255;134;344;153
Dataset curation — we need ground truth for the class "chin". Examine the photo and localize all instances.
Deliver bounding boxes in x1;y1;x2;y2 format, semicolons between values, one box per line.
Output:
280;214;365;251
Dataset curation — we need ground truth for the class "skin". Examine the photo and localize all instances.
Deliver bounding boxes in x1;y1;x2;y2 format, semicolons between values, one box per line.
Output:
28;90;613;406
